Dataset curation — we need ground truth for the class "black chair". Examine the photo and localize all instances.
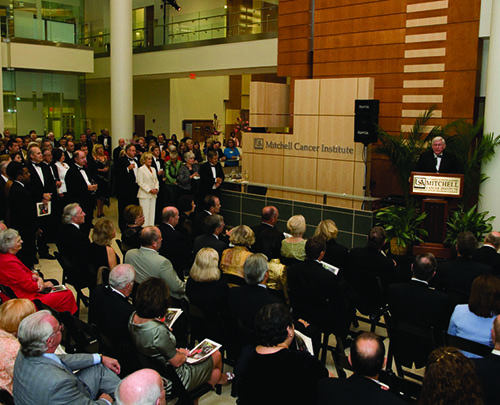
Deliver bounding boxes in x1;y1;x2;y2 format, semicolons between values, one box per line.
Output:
353;277;388;334
134;349;214;405
54;251;91;310
320;331;351;378
446;334;492;357
0;284;17;300
382;370;422;403
0;388;14;405
61;313;99;354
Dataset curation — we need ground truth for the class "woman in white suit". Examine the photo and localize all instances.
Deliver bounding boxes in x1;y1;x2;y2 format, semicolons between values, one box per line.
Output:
136;152;159;226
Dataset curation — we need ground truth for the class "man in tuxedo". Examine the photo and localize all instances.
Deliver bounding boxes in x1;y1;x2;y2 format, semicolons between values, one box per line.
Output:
46;132;59;149
13;311;121;405
112;138;126;162
193;214;228;259
56;203;90;261
199;150;224;202
26;145;57;259
251;206;284;259
65;150;98;236
388;253;452;368
0;156;10;221
98;128;112;155
415;136;460;174
193;194;221;237
472;231;500;276
434;231;492;306
158;206;193;280
64;140;75;165
42;147;62;190
6;161;40;269
474;315;500;405
115;144;139;232
317;332;406;405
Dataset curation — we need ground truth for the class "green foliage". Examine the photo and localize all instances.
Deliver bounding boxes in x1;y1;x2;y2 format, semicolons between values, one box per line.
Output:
375;205;428;248
444;204;495;246
376;108;440;206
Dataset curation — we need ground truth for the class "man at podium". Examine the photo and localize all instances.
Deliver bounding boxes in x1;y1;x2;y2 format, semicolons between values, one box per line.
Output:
415;136;460;174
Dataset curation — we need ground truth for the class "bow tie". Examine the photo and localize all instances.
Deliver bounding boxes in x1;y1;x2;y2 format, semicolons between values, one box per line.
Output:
33;163;42;167
435;154;443;158
77;166;85;171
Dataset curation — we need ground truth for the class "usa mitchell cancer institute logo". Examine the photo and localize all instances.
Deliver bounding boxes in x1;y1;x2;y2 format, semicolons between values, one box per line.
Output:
254;138;264;150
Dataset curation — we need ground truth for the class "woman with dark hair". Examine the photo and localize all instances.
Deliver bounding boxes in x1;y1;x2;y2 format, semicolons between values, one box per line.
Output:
176;195;196;246
419;347;483;405
236;303;329;404
121;205;145;251
128;278;227;399
448;273;500;357
223;138;240;167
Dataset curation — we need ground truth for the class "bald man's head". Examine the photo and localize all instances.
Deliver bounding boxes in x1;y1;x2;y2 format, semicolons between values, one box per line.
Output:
349;332;385;378
262;206;278;224
115;369;166;405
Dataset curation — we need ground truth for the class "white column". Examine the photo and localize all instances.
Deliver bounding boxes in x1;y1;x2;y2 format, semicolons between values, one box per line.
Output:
110;0;133;150
479;1;500;230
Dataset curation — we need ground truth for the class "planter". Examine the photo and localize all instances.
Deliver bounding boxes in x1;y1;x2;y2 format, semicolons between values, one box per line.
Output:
390;238;409;256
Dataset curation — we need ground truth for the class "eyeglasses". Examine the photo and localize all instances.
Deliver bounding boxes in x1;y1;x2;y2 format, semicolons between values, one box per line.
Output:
49;323;64;338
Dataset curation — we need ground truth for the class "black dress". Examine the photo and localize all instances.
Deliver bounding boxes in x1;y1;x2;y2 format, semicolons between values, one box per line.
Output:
95;157;110;205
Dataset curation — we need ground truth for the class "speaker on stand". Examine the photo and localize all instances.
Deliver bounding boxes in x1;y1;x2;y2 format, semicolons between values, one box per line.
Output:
354;99;380;210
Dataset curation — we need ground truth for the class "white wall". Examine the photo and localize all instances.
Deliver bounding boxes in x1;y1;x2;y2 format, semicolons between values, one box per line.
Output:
169;76;229;136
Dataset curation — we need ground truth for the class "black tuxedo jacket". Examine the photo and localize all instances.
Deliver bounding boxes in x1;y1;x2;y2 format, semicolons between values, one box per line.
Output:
8;181;38;234
112;146;124;162
26;162;57;202
158;222;194;279
193;233;228;259
251;223;284;260
473;353;500;405
199;161;224;197
472;246;500;276
63;151;74;166
43;162;60;182
65;165;95;213
323;238;349;270
415;150;460;174
193;210;210;237
317;374;406;405
115;155;139;199
56;223;90;261
98;135;112;153
0;175;7;221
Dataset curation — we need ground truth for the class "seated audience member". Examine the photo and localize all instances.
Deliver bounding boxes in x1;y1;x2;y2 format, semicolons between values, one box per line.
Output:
419;347;483;405
318;332;406;405
220;225;255;280
193;214;228;259
434;231;492;306
90;218;120;274
192;194;221;238
472;231;500;276
56;203;90;260
0;229;78;314
447;274;500;357
347;226;397;315
0;299;37;395
237;303;329;405
287;235;351;339
176;194;196;246
13;310;121;405
115;369;166;405
128;278;227;399
251;206;284;260
281;215;307;263
474;315;500;405
388;253;452;368
228;253;283;333
121;205;145;251
223;138;240;167
124;226;186;302
314;219;348;270
89;264;136;374
158;206;194;280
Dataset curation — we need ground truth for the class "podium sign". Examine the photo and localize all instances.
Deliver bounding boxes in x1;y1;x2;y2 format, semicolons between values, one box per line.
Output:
410;172;464;198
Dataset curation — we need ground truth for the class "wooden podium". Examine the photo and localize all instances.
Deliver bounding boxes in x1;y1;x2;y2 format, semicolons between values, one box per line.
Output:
410;172;464;258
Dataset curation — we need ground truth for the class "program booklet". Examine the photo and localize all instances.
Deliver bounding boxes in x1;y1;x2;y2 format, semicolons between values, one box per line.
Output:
320;261;340;276
186;339;222;364
163;308;183;329
294;330;314;356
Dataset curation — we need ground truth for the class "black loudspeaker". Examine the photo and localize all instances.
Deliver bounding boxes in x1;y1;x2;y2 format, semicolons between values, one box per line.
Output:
354;99;380;145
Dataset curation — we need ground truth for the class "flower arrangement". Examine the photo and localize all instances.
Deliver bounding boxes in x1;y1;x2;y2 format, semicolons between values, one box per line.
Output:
234;113;251;134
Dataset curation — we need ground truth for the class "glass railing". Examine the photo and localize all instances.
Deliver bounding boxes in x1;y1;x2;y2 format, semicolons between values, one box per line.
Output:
81;5;278;55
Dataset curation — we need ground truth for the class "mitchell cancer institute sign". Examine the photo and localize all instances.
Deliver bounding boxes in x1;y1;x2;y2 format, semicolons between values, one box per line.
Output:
412;174;463;197
253;138;354;155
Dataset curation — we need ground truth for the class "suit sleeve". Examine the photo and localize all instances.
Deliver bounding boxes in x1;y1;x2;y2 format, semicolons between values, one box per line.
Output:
159;258;186;297
47;374;109;405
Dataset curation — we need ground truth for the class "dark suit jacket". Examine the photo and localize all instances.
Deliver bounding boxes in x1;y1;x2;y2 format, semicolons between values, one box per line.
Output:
323;239;349;270
199;161;224;198
193;210;210;237
288;259;349;334
112;146;124;162
388;280;452;367
415;150;460;174
472;246;500;276
251;222;284;259
158;222;194;279
26;162;57;202
193;233;228;259
65;165;95;216
473;352;500;405
63;150;74;165
434;256;492;306
98;134;112;153
317;374;406;405
0;175;7;221
115;155;139;201
56;223;91;261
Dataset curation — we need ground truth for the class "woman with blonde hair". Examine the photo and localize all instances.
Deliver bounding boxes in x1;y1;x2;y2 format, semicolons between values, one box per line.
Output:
221;225;255;281
90;218;119;275
0;299;37;395
315;219;348;269
281;215;307;262
136;152;159;226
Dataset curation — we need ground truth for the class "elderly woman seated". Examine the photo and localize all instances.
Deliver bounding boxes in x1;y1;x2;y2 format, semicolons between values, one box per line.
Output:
236;303;329;404
220;225;255;281
281;215;307;263
0;229;78;314
0;299;37;395
129;278;227;399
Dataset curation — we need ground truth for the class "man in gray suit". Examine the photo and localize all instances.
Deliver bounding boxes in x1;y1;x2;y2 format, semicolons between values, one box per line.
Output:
13;310;121;405
124;226;186;301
